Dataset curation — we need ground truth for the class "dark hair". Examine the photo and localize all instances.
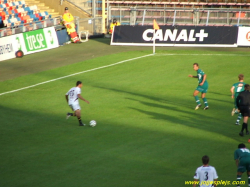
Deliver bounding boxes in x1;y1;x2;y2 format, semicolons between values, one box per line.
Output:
113;19;117;22
245;84;250;91
238;74;244;80
238;143;246;148
65;7;68;10
202;155;209;165
76;81;82;86
193;63;199;66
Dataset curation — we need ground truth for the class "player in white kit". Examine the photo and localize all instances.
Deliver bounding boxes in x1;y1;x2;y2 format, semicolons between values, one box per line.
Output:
65;81;89;126
193;155;218;187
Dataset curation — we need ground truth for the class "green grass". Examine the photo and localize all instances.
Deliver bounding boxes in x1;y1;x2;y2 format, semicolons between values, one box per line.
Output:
1;45;250;187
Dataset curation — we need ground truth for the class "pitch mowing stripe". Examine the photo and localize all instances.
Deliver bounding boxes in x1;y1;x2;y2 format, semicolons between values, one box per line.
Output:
0;54;154;96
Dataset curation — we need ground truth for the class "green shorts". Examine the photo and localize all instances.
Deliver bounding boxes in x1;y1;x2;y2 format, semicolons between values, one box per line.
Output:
195;85;208;93
237;158;250;173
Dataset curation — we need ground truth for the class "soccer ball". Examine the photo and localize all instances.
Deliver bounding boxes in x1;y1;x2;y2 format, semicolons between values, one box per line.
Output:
89;120;97;127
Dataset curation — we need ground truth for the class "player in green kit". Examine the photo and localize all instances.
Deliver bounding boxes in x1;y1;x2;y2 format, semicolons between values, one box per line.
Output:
188;63;209;110
231;74;246;125
234;143;250;187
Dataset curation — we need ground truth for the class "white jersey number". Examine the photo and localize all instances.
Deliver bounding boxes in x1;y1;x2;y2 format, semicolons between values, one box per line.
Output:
240;148;250;153
204;171;209;181
237;86;242;92
69;90;75;97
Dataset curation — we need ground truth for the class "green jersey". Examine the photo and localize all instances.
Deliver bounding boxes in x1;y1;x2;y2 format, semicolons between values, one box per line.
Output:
234;148;250;160
197;69;208;85
232;82;246;95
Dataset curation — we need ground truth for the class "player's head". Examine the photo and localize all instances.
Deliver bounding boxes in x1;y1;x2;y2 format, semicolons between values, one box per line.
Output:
238;74;244;81
65;7;69;12
113;19;117;23
245;84;250;91
76;81;82;87
238;143;246;148
193;63;199;71
202;155;209;165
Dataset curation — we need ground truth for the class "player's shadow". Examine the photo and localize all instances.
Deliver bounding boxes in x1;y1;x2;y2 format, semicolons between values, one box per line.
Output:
91;84;243;141
208;91;234;105
126;97;208;118
208;97;232;105
209;91;231;97
91;85;192;108
128;105;238;140
126;96;241;141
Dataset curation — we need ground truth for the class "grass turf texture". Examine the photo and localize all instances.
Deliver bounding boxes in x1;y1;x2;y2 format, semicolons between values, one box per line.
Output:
1;42;250;187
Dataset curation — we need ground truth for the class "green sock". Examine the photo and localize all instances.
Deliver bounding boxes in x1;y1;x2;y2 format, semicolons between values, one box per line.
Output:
202;97;208;107
237;113;242;121
237;175;241;187
194;96;201;105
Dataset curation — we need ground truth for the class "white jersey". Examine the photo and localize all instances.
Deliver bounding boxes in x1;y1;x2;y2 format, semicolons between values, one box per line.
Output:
66;87;81;104
194;165;218;187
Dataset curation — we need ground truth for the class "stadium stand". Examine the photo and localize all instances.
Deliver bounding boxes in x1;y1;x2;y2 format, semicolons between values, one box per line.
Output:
107;0;250;9
0;0;52;28
0;0;59;37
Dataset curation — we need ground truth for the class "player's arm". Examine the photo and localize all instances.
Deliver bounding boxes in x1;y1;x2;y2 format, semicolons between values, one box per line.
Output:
193;179;198;187
230;86;235;99
188;75;198;78
213;179;218;187
78;94;89;104
193;170;199;187
235;159;239;167
65;95;69;103
199;74;206;86
212;168;219;187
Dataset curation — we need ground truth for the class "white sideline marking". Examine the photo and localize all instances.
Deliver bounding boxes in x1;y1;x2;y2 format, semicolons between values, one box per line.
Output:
155;54;250;56
0;54;154;96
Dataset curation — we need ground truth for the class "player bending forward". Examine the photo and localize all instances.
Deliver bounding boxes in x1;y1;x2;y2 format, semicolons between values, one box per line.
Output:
234;143;250;187
65;81;89;126
193;155;218;187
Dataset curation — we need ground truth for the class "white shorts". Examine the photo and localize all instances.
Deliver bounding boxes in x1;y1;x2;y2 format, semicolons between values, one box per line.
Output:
69;102;81;111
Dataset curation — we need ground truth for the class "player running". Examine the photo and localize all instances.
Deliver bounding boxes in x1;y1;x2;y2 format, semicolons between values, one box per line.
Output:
188;63;209;110
234;143;250;187
65;81;89;126
231;74;246;125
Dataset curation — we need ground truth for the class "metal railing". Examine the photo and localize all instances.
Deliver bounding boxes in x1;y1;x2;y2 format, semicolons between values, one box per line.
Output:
78;17;103;35
64;0;92;16
108;6;250;26
0;16;104;38
0;17;61;38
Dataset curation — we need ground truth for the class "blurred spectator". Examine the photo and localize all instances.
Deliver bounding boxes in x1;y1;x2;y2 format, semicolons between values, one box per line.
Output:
62;7;81;43
109;19;120;34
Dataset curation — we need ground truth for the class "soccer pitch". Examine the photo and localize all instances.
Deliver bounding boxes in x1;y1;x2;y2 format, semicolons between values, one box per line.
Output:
0;41;250;187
